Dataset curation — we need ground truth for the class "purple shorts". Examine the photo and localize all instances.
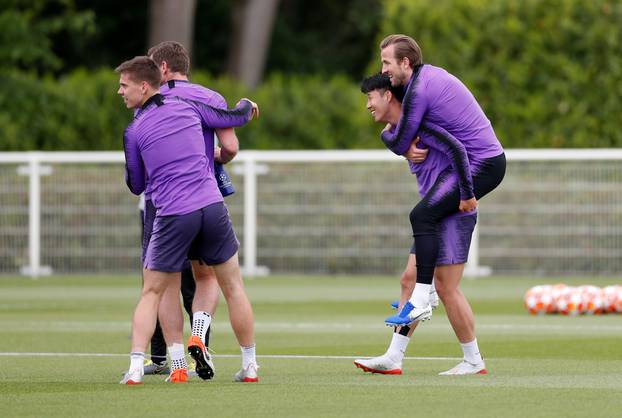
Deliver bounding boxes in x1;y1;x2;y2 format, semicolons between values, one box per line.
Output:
410;211;477;265
144;202;239;272
141;199;157;264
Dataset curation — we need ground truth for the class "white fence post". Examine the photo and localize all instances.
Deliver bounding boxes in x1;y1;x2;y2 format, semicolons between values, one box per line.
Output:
17;153;52;277
237;156;269;277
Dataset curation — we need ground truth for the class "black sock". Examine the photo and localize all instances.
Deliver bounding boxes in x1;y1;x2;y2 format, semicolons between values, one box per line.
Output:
398;326;411;337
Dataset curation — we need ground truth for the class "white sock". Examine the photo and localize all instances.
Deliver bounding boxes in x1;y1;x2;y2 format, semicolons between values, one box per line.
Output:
241;344;256;369
192;311;212;344
461;338;483;364
129;352;145;374
408;283;431;307
386;332;410;362
168;343;187;371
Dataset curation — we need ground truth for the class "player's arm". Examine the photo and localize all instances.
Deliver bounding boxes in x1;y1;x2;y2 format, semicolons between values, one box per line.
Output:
381;77;427;155
420;121;475;206
184;97;259;129
214;128;239;164
123;126;146;195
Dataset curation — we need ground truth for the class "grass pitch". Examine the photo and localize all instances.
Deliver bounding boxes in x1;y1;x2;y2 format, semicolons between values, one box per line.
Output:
1;275;621;417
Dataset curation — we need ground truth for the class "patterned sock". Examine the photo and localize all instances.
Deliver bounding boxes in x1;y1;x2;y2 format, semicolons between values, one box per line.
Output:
191;311;212;344
168;343;188;370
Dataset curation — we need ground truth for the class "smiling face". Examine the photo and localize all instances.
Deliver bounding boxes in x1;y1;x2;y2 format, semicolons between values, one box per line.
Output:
380;44;412;87
366;88;392;123
117;73;147;109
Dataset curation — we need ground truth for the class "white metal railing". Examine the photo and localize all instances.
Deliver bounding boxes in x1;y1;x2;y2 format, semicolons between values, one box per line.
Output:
3;149;622;277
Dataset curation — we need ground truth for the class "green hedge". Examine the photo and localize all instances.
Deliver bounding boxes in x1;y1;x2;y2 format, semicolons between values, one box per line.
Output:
0;69;378;150
0;69;131;150
1;0;620;151
377;0;622;147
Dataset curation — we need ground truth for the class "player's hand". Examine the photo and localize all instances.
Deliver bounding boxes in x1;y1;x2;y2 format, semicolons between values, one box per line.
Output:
240;98;259;120
459;197;478;212
404;137;428;164
214;146;222;163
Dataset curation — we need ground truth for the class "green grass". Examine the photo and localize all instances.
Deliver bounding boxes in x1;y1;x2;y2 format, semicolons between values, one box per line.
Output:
1;275;621;417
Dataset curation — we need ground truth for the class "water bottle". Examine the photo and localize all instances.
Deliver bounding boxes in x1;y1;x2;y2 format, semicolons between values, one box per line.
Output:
215;161;235;197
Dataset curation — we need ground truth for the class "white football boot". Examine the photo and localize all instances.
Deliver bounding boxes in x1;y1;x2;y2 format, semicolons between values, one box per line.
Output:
119;368;144;385
234;362;259;382
438;360;487;375
385;302;433;326
354;355;402;375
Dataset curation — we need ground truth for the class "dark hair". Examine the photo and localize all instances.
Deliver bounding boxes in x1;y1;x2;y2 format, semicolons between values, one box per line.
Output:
360;72;392;93
115;56;161;89
148;41;190;75
380;34;423;68
360;73;405;102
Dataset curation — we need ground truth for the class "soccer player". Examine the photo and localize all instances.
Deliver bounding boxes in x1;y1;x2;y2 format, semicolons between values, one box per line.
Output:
139;41;241;380
379;34;506;326
117;56;259;384
354;73;486;375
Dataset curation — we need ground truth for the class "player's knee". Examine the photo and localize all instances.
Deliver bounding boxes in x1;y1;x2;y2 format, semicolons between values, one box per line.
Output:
141;283;165;298
400;270;415;289
435;282;458;302
409;205;433;234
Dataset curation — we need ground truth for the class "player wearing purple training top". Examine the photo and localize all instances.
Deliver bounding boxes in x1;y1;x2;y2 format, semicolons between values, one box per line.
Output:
116;56;259;385
143;41;241;380
379;35;506;327
354;73;486;376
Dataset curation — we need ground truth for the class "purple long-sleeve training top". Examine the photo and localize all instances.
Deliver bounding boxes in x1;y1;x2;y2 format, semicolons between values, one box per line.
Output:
141;79;228;201
123;93;252;216
381;64;503;200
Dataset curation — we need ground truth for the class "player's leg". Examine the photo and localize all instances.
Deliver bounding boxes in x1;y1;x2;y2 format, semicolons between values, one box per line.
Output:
146;321;169;374
194;201;258;382
180;261;196;321
403;169;460;319
121;211;201;384
436;264;474;342
433;212;486;375
120;268;173;384
394;154;505;326
187;263;220;380
355;254;419;374
209;254;258;382
435;264;487;375
209;254;254;346
139;198;170;373
391;242;439;311
188;264;219;344
157;273;190;381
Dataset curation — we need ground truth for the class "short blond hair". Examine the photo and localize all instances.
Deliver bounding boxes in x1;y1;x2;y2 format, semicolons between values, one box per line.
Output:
380;34;423;68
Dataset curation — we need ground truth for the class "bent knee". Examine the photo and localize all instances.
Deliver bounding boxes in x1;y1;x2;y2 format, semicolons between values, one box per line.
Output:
409;205;436;233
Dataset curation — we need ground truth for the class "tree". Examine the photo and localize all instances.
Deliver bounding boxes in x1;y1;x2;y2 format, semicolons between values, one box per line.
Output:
0;0;94;73
226;0;280;88
148;0;197;55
